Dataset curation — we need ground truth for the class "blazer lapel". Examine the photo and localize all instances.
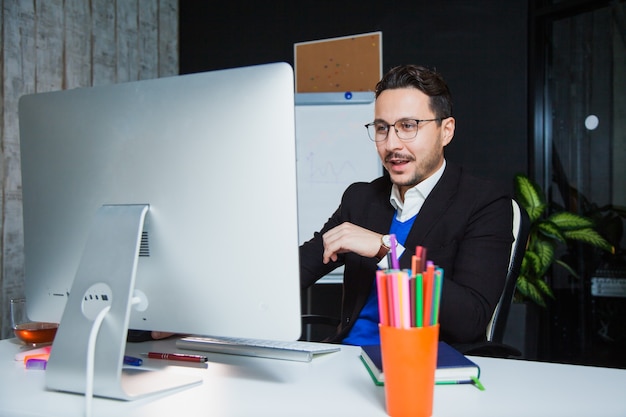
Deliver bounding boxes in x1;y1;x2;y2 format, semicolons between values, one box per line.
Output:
407;163;461;243
367;179;395;234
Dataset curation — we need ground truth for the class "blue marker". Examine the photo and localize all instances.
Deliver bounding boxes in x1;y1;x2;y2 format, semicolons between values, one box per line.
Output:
344;91;353;100
123;355;143;366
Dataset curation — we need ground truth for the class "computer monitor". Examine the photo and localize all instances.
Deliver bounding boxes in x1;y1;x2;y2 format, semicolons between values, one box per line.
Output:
18;62;301;399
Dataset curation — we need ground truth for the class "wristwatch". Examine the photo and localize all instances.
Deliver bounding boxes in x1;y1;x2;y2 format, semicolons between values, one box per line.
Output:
375;234;395;261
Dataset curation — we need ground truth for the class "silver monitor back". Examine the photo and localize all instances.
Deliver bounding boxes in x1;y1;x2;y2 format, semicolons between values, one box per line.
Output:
19;62;301;343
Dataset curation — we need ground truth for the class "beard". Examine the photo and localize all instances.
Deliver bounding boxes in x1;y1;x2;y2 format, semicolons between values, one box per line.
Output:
384;148;444;188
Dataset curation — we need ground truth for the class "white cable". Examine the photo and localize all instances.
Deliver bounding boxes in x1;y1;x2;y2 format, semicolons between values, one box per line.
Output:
85;305;111;417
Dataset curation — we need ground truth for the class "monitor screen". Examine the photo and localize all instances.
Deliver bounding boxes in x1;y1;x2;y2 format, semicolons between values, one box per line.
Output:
18;62;301;399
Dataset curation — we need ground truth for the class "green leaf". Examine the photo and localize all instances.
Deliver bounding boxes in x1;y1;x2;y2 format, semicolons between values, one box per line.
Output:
554;259;580;279
536;220;566;243
534;278;555;299
563;228;615;253
516;274;530;291
522;250;541;275
514;174;546;223
532;238;556;274
516;276;547;308
547;211;594;230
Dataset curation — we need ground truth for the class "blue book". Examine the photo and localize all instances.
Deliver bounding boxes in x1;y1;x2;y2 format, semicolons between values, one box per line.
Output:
360;341;481;386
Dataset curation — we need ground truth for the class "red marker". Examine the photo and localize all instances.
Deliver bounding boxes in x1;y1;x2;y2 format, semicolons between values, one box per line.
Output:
143;352;208;363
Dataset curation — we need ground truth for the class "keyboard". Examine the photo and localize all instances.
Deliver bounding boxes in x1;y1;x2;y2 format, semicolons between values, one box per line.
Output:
176;335;341;362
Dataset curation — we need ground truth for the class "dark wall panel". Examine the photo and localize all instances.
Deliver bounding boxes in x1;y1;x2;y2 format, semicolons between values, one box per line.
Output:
179;0;528;186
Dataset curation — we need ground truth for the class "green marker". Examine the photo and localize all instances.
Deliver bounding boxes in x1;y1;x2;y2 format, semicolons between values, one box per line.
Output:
415;273;423;327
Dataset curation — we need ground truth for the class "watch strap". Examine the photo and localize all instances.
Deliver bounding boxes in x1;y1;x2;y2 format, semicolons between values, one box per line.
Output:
375;236;391;261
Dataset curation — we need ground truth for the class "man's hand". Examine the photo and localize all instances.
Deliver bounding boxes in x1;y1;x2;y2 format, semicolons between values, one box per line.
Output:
322;222;383;264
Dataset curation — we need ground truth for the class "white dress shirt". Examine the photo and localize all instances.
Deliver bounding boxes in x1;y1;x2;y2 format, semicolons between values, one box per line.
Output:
377;160;446;269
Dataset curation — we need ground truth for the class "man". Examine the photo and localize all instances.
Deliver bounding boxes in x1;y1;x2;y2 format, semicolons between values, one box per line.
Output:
299;64;513;346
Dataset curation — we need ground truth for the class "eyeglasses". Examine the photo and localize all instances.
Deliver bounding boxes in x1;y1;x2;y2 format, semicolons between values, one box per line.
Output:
364;118;443;142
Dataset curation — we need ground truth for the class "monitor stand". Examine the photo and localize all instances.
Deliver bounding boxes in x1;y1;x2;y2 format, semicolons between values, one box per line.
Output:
45;204;202;400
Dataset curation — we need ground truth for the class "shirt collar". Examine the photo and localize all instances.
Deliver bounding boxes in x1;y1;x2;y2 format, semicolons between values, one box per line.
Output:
389;159;447;222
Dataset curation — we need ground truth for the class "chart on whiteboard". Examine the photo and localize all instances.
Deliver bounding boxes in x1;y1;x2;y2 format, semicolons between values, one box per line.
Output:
295;101;381;245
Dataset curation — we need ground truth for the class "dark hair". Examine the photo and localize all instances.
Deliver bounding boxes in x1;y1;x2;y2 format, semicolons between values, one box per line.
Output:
375;65;453;119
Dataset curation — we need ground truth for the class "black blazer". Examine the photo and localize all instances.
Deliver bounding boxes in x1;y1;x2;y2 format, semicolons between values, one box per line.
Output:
299;162;513;344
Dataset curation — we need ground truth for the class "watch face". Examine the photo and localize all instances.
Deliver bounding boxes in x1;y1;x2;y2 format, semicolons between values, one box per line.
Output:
382;234;392;247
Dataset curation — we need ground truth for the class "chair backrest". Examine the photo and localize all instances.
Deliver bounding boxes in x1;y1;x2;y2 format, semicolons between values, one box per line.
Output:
485;199;530;343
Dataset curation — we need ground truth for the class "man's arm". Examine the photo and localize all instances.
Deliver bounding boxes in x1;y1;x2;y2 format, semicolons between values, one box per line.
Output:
299;179;393;289
436;194;513;343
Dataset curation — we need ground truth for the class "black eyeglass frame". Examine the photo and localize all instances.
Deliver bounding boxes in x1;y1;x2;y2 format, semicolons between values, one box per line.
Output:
364;118;445;142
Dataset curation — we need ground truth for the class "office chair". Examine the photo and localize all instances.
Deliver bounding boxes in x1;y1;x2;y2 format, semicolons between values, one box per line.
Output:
301;199;530;358
458;199;530;357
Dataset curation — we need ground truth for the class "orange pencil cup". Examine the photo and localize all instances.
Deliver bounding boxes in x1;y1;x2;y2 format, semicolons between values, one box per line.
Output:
379;324;439;417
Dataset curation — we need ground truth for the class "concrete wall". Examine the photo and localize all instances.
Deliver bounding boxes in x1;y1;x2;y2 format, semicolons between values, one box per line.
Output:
0;0;179;338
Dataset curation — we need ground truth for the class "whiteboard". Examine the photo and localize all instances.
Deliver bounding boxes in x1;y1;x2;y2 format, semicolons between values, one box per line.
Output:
295;97;382;245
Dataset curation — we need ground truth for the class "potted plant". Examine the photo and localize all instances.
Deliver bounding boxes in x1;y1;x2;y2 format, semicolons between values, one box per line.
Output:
513;173;615;307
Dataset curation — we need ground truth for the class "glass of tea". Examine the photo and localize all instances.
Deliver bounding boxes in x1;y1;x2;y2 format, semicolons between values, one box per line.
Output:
10;298;58;346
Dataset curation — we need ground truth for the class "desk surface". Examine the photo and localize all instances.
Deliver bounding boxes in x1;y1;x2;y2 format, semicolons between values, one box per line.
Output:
1;337;625;417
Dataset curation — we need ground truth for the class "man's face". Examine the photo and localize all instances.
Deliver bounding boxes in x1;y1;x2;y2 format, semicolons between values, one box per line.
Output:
374;88;455;198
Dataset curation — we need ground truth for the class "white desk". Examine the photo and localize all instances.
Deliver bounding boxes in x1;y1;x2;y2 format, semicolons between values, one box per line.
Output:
1;337;625;417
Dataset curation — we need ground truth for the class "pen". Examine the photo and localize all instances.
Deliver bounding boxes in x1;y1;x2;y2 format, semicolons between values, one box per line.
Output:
389;234;399;270
143;352;208;363
123;355;143;366
470;376;486;391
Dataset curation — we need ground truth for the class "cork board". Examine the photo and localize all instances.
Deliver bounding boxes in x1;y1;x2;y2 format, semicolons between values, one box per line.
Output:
294;32;382;93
